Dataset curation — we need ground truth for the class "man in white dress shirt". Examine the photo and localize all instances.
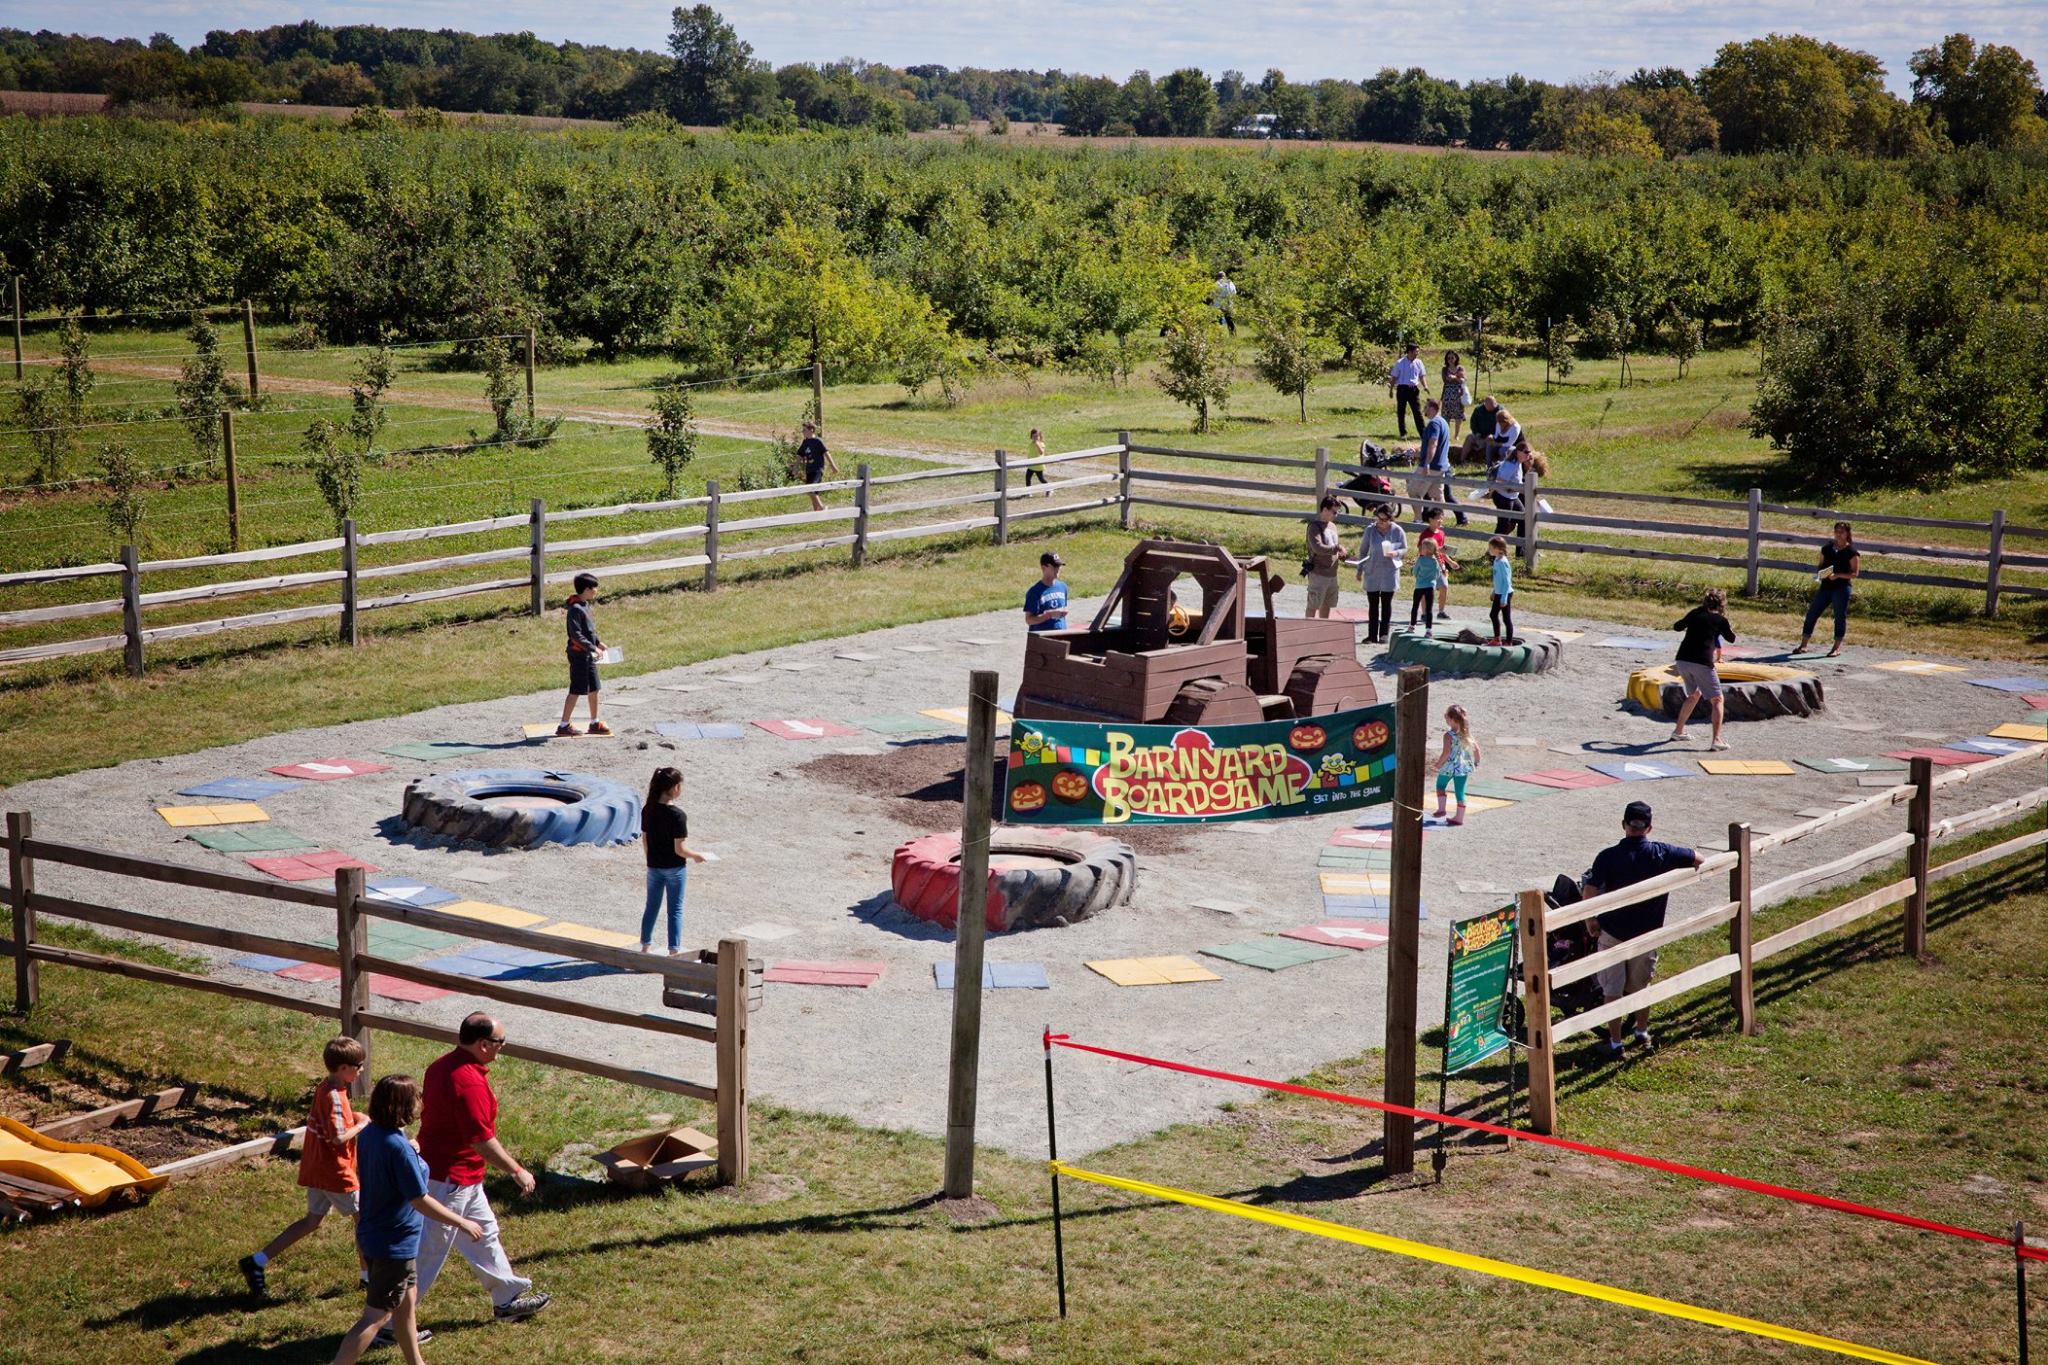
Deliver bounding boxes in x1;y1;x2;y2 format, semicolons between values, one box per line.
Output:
1389;344;1427;438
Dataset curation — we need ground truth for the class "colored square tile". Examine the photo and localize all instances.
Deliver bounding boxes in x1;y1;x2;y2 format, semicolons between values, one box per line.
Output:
1463;777;1558;802
188;826;316;853
1327;828;1394;849
727;921;800;942
366;878;460;909
1588;761;1695;782
367;973;455;1003
267;758;391;781
1508;768;1622;790
414;954;516;979
655;722;703;740
1698;759;1798;776
177;776;302;800
763;959;885;987
536;921;642;949
274;962;340;983
434;899;547;929
246;852;378;882
230;953;303;973
2023;695;2048;710
1883;747;1991;767
1280;922;1391;950
463;944;574;967
1458;795;1516;814
157;803;271;827
835;651;883;662
1951;736;2041;755
855;713;947;734
1987;722;2048;742
380;741;488;762
1319;870;1391;896
1323;894;1392;916
932;961;1051;989
1966;676;2048;692
1084;955;1220;986
752;718;860;740
1871;659;1968;674
1592;637;1664;650
1318;849;1392;868
696;723;746;740
523;722;564;738
919;707;1015;728
1201;938;1347;971
1795;756;1908;774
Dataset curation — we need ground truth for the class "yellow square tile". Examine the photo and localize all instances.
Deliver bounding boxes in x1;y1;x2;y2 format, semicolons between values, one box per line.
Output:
521;722;560;738
1319;870;1391;896
157;805;215;827
436;900;547;929
1460;795;1514;814
205;802;270;825
1699;759;1796;776
1988;723;2048;742
1085;955;1220;986
536;921;641;949
1871;660;1966;674
920;707;1013;727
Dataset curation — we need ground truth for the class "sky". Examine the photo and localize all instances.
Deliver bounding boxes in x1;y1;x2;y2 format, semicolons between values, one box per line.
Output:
19;1;2048;90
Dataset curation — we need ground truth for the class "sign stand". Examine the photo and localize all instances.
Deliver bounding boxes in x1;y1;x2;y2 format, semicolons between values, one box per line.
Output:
943;669;999;1198
1044;1026;1068;1319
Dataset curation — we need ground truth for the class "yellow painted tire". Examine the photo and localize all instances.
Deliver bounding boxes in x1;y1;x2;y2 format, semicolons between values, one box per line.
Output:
1627;662;1825;721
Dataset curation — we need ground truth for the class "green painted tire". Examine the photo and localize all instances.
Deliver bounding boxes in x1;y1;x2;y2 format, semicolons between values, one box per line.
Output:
1385;629;1562;678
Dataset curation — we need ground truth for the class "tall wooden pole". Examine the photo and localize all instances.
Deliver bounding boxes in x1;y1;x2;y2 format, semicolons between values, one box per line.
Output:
119;544;144;679
6;810;36;1013
943;668;1000;1197
334;865;369;1098
221;410;241;551
524;325;537;423
714;936;751;1186
1516;888;1555;1134
1383;664;1429;1175
240;299;260;400
1905;756;1933;961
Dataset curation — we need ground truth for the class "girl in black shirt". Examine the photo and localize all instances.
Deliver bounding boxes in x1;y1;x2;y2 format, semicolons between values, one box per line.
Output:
640;766;704;955
1669;587;1736;749
1795;522;1860;657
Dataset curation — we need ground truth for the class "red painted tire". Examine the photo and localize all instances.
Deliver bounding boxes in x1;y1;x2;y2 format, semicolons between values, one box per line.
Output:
891;830;1138;933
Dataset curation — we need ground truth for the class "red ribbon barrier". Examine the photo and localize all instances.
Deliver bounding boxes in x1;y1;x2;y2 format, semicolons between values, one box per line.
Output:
1048;1033;2047;1264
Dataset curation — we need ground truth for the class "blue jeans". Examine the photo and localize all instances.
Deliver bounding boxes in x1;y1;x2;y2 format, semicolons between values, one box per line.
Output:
640;866;687;953
1802;580;1851;642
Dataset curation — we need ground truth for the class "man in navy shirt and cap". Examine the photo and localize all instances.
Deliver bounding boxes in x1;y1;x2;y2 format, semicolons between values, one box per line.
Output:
1024;551;1069;631
1580;800;1701;1059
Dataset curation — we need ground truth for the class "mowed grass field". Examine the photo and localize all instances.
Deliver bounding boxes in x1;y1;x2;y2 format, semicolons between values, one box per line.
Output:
1;828;2041;1363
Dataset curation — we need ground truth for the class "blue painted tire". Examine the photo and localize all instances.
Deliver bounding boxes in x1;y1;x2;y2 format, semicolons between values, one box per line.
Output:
401;768;642;849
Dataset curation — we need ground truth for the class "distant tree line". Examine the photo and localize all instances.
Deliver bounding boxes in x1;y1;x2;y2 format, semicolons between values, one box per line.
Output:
2;11;2042;153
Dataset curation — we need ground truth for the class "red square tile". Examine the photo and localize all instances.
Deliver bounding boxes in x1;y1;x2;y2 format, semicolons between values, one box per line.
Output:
751;718;860;740
763;959;884;987
1280;922;1391;950
2024;694;2048;709
1883;747;1989;767
245;851;379;881
275;962;341;983
1507;768;1620;790
1327;828;1396;848
368;973;454;1003
267;758;391;781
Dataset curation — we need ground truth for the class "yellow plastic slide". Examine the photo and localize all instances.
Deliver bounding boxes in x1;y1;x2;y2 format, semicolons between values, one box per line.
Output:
0;1115;168;1205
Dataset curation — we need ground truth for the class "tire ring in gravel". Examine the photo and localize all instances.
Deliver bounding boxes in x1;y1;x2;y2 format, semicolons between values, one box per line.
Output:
401;768;643;848
1385;629;1565;678
1626;663;1826;721
892;829;1137;933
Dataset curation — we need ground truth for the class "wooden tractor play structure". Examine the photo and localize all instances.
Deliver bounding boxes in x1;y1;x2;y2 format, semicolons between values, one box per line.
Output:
1014;540;1377;726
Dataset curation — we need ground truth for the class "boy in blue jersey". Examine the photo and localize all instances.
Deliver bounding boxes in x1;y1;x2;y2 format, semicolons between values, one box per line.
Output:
1024;552;1069;631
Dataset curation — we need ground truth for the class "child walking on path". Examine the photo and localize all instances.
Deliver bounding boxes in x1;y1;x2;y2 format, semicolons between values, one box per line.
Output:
640;765;706;955
1408;538;1441;631
1670;587;1736;750
243;1036;370;1298
1432;704;1481;826
557;572;611;738
332;1076;485;1365
1415;505;1458;621
1486;536;1515;643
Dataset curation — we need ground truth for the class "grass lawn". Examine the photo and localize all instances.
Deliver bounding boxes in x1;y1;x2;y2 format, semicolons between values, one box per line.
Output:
2;824;2041;1363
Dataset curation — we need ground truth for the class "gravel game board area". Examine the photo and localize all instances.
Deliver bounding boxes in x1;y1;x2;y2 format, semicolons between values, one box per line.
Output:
6;587;2042;1157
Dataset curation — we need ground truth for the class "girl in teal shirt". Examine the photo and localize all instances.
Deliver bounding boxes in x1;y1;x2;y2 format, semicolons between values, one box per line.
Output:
1487;536;1515;643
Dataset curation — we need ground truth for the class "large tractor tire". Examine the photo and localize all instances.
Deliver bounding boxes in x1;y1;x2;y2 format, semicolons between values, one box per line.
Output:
1385;628;1564;678
1627;663;1825;721
891;830;1137;933
401;769;642;848
1162;678;1265;726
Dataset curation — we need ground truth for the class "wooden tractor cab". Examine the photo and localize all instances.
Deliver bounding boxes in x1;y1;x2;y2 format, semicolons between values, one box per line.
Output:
1014;539;1378;726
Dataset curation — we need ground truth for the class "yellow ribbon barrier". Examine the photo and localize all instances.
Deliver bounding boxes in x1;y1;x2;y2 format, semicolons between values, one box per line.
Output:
1050;1162;1937;1365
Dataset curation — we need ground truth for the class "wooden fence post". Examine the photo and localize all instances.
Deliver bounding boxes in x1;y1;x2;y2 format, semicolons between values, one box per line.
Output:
852;463;870;568
714;935;750;1186
334;866;370;1097
221;411;241;551
993;449;1009;546
528;499;546;617
1905;756;1934;961
1314;446;1329;503
240;299;260;401
1383;664;1429;1175
340;519;359;646
7;811;36;1014
810;360;825;432
1743;489;1762;598
119;544;144;679
1729;821;1756;1035
1984;510;2007;618
1521;465;1542;573
10;276;21;381
1516;888;1555;1134
703;480;720;592
524;325;537;423
943;669;999;1197
1117;431;1133;530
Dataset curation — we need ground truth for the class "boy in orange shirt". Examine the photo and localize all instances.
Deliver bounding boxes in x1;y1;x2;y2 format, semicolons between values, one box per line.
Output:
241;1036;370;1297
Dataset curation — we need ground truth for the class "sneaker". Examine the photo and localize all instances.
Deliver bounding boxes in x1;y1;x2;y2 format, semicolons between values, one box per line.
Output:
586;721;613;736
1591;1036;1627;1061
1710;739;1731;751
238;1254;268;1299
554;723;578;737
1670;728;1689;741
1632;1028;1654;1051
495;1292;551;1322
372;1326;433;1348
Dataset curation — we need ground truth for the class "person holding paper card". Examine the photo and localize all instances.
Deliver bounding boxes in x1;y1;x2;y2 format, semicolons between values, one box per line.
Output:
1359;503;1405;645
557;573;611;737
640;766;705;955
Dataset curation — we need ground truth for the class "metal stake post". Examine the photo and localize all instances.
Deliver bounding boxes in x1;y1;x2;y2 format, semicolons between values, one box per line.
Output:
1044;1027;1068;1319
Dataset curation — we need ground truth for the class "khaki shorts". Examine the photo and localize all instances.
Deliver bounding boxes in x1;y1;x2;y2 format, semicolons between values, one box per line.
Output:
363;1255;417;1313
1594;929;1658;1005
1305;573;1340;613
1674;660;1723;699
305;1186;359;1217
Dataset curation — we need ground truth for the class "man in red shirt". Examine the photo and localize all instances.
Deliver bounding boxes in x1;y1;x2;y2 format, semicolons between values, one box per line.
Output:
412;1012;549;1328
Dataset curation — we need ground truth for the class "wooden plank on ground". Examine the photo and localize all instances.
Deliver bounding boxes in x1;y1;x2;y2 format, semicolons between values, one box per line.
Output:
149;1127;304;1178
36;1085;199;1139
0;1041;70;1074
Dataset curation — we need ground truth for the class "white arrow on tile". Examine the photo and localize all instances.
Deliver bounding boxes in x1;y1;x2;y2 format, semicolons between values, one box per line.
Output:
299;762;356;774
1623;764;1670;778
1321;927;1387;941
1972;739;2023;752
1824;758;1870;770
785;720;826;736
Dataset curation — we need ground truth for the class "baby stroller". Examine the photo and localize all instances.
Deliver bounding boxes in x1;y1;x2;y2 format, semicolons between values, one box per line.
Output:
1542;873;1605;1019
1338;441;1399;517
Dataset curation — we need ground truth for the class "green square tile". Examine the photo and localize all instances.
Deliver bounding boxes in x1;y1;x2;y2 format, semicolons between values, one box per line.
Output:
1200;938;1347;972
187;826;318;853
1464;777;1556;802
382;741;488;762
1318;849;1392;868
855;713;948;734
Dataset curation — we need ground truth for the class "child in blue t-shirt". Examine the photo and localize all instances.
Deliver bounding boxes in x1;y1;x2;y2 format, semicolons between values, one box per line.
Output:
1486;536;1515;644
334;1076;484;1365
1024;551;1069;631
1408;544;1442;632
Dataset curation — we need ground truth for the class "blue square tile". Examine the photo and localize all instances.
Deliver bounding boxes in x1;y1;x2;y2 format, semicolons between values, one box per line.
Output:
656;722;703;740
989;961;1050;989
1952;736;2037;755
179;776;303;800
695;723;746;740
416;953;513;979
1966;676;2048;693
1588;760;1694;781
464;943;572;967
230;953;304;973
366;878;460;908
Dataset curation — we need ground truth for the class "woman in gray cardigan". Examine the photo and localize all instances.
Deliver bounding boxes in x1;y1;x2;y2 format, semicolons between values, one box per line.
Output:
1358;503;1406;644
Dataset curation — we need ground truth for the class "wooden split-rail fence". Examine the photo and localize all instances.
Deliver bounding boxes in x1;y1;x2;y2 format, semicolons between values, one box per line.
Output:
1;810;758;1185
5;435;2040;677
1512;744;2048;1135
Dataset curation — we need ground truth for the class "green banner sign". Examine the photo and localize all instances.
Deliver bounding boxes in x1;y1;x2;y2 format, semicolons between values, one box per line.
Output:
1002;705;1397;826
1443;906;1517;1074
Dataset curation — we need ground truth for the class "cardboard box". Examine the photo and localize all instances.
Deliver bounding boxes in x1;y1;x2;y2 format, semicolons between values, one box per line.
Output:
593;1126;717;1190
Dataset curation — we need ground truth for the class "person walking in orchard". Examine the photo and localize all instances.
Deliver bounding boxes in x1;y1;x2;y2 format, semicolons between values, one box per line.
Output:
1389;343;1428;439
797;420;837;513
1023;427;1048;486
412;1013;550;1330
1794;521;1860;657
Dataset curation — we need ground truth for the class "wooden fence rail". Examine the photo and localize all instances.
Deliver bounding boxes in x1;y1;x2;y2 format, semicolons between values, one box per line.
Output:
1515;744;2048;1134
2;811;752;1184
